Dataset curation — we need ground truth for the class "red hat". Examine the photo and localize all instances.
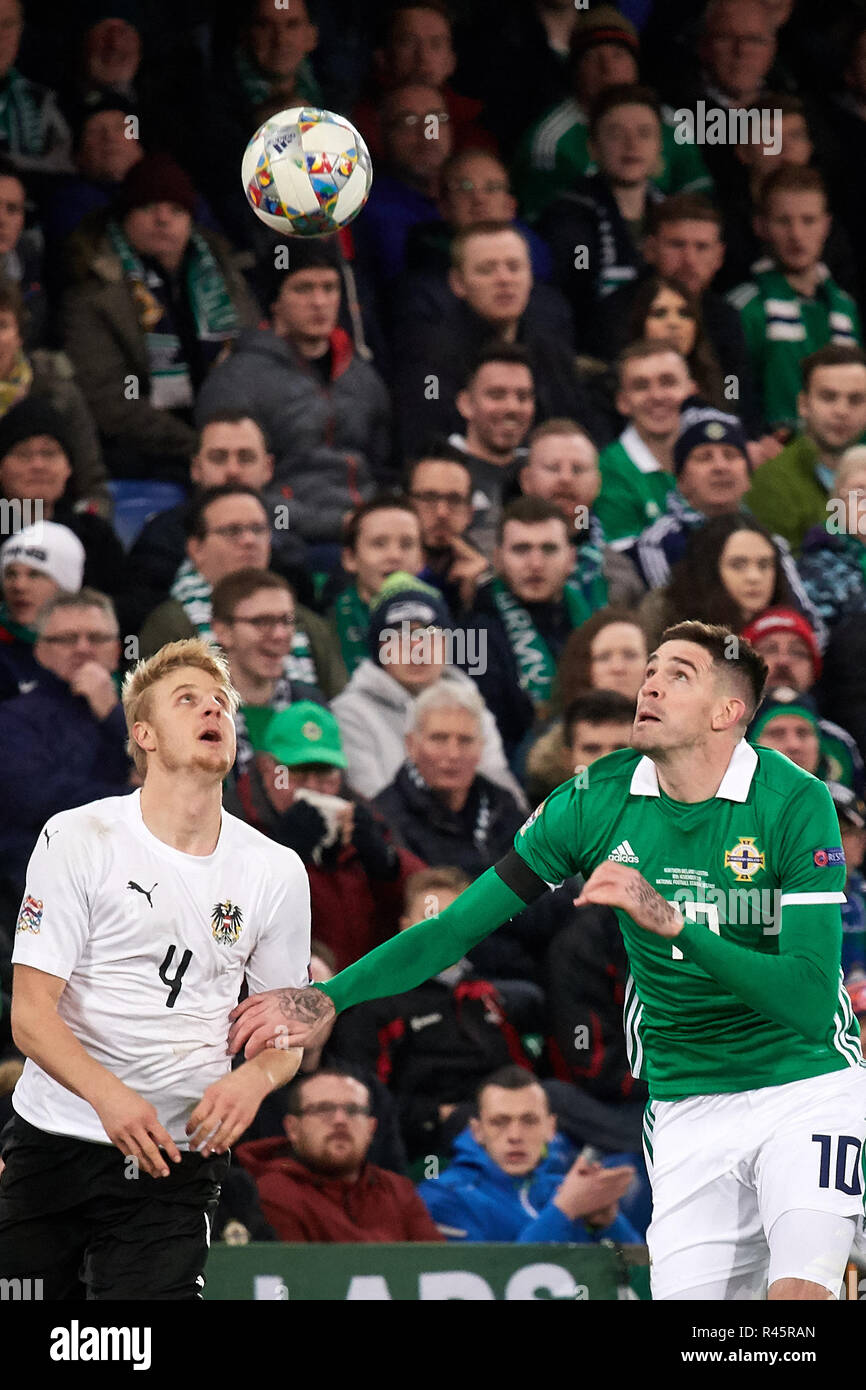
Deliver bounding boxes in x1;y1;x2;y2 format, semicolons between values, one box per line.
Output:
741;607;822;681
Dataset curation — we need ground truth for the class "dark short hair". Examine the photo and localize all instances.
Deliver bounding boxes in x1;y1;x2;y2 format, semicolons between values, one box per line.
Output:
379;0;453;46
800;343;866;390
211;568;290;623
184;483;266;540
0;275;25;329
464;340;535;389
341;492;419;552
282;1066;371;1117
405;447;472;491
660;620;768;720
497;494;572;544
588;83;662;138
476;1063;540;1111
648;192;723;235
196;408;271;454
0;156;25;191
563;689;636;746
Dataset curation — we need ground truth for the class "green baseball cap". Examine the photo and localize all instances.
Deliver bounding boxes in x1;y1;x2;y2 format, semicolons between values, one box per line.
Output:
261;701;348;769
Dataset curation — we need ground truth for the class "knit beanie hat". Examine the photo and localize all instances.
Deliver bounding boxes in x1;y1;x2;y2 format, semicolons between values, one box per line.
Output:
0;397;71;462
741;606;822;682
674;399;750;476
570;6;639;63
367;571;451;664
116;151;197;217
748;685;822;745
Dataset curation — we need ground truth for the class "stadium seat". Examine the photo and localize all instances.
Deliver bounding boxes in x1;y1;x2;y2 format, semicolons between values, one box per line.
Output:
106;479;188;550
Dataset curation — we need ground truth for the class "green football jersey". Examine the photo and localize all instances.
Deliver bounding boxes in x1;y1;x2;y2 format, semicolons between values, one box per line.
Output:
514;741;861;1100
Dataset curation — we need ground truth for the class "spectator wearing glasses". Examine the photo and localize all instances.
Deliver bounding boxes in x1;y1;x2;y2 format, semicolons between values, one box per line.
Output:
353;2;494;164
211;568;325;783
352;80;454;293
138;485;344;698
236;1068;443;1243
124;409;310;632
405;147;552;284
0;588;133;898
408;449;491;614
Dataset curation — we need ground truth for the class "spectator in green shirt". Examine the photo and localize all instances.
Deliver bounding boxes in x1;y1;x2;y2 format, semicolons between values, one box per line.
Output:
728;166;862;432
746;344;866;554
513;5;710;222
595;342;696;543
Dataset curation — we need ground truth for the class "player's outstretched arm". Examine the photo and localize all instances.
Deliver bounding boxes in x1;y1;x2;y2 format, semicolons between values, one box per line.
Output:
11;964;182;1179
229;863;534;1057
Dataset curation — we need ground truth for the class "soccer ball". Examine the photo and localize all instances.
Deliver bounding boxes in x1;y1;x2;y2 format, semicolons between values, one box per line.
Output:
241;106;373;237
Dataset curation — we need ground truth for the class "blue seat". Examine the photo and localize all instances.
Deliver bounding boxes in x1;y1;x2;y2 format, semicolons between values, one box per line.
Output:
107;479;187;550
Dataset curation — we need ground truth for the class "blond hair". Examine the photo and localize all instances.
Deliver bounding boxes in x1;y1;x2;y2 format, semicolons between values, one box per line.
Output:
122;637;239;776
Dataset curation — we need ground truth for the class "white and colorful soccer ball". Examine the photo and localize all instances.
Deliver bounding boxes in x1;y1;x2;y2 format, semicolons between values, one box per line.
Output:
241;106;373;237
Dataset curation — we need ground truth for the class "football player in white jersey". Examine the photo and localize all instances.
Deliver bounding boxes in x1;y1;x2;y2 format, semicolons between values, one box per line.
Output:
0;638;310;1300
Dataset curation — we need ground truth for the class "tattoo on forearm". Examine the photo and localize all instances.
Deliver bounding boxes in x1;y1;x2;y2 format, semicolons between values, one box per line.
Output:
630;879;673;929
276;988;334;1024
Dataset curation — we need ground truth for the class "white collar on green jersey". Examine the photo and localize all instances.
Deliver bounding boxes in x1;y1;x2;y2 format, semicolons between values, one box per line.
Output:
620;424;664;474
630;738;758;801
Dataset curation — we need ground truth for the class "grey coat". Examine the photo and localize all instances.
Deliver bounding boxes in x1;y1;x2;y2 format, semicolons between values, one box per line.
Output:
195;326;392;543
331;659;528;809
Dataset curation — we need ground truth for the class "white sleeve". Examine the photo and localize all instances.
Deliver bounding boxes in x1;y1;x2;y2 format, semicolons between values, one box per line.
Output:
244;846;312;994
11;814;98;981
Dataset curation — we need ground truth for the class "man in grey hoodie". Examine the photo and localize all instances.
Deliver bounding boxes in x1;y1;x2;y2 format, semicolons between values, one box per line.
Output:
195;239;393;550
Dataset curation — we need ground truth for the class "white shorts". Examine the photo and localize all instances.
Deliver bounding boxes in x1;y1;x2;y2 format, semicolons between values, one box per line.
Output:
644;1066;866;1300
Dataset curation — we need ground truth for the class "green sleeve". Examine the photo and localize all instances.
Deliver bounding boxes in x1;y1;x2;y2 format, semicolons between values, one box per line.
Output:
317;867;530;1013
661;123;713;195
676;776;846;1042
736;292;767;378
676;902;841;1042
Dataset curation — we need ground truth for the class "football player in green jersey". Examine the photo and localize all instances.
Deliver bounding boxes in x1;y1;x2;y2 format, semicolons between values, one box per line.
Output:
231;620;866;1301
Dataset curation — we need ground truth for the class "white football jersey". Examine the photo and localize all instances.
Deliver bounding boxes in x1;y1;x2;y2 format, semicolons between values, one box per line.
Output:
12;791;311;1145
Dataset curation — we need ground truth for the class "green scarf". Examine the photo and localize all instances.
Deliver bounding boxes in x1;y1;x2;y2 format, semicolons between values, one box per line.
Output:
0;349;32;414
571;514;610;614
0;601;35;644
333;583;370;675
491;579;591;705
171;559;213;635
235;48;322;109
0;69;52;156
169;560;318;683
107;219;239;408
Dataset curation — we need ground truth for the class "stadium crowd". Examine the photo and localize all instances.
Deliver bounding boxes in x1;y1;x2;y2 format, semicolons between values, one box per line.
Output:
1;0;866;1248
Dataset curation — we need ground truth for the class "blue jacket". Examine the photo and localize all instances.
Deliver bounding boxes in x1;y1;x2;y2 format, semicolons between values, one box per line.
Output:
418;1128;640;1244
0;669;133;887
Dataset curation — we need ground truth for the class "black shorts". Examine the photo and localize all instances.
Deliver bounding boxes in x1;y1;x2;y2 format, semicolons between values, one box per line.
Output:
0;1115;229;1300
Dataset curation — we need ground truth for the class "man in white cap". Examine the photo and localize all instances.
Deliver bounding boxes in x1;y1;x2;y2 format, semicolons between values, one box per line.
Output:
0;519;85;697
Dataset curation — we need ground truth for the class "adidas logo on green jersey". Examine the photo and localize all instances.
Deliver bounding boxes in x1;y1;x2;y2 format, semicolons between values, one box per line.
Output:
608;840;639;864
